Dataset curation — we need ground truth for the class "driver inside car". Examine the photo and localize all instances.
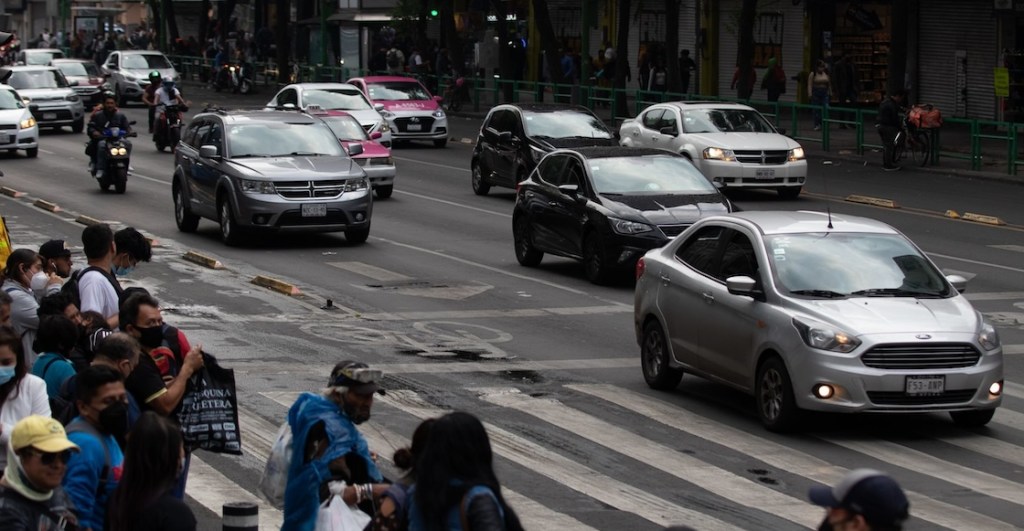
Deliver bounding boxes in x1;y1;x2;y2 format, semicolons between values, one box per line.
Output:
88;93;132;179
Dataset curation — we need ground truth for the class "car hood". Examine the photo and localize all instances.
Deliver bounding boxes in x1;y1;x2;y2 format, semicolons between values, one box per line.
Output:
798;296;980;335
601;193;730;224
227;156;363;178
0;108;29;122
123;67;176;80
342;140;390;158
378;99;439;112
534;136;618;150
684;132;798;150
16;87;75;100
327;108;381;127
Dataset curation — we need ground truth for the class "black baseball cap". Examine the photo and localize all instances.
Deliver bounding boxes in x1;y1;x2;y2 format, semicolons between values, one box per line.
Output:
329;360;384;396
809;469;909;528
38;239;73;260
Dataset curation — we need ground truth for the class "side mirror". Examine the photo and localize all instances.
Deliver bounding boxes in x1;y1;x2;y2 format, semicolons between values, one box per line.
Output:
199;145;220;159
558;184;580;197
347;143;364;157
946;274;968;293
374;103;385;112
660;126;677;136
370;131;382;140
726;275;763;300
107;64;118;71
497;131;512;144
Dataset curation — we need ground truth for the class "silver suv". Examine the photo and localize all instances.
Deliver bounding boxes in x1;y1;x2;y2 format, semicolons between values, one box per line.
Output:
102;51;178;105
172;108;372;246
0;66;84;132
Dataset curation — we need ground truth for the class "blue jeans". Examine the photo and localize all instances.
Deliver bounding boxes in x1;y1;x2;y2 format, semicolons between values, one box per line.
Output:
811;88;830;128
95;139;132;174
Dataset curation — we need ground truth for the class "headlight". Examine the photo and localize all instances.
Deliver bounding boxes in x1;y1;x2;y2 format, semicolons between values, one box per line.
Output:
109;147;118;155
793;318;861;353
379;122;390;133
789;147;805;161
342;177;369;192
609;217;653;235
19;117;35;129
978;320;1001;351
379;110;395;119
530;145;546;163
432;109;445;118
238;179;276;194
703;147;736;161
65;94;80;102
117;147;127;156
370;156;393;166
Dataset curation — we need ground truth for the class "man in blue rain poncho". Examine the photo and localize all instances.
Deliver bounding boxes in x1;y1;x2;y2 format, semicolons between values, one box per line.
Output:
282;360;388;529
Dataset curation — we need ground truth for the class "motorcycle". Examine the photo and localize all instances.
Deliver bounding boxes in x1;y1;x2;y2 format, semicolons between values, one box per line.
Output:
154;103;186;152
87;125;137;194
213;62;254;94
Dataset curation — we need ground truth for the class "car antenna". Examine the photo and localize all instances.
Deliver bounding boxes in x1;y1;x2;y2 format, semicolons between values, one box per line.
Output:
822;160;834;229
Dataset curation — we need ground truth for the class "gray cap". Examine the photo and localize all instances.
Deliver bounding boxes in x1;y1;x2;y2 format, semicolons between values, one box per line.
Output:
809;469;909;528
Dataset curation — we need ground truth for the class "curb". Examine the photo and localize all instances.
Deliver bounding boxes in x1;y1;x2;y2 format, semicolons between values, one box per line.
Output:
183;251;224;270
0;186;24;198
75;215;104;226
961;212;1006;226
844;194;899;209
33;199;60;212
251;275;300;296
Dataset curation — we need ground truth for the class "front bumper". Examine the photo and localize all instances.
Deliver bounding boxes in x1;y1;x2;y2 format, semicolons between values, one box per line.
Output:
0;126;38;151
701;159;807;189
30;102;84;126
361;164;396;188
596;230;670;269
386;113;448;141
234;189;373;233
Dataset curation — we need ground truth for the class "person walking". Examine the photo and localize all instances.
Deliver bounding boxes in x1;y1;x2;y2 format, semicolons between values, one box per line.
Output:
367;418;435;530
407;412;524;531
832;52;858;129
809;468;910;530
0;415;79;529
807;60;833;130
2;249;51;364
0;326;50;472
107;411;196;531
760;57;787;102
876;89;905;172
678;49;697;94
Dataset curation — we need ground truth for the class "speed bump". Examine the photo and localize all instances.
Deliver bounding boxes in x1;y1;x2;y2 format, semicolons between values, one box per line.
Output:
252;275;300;296
0;187;24;198
183;251;224;270
845;195;899;209
75;215;103;226
961;212;1006;226
33;199;60;212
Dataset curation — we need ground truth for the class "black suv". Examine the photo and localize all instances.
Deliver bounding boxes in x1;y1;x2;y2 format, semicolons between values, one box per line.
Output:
471;103;616;196
172;107;373;246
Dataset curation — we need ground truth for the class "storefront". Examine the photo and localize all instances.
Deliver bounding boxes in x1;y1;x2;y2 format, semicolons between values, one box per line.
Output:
715;0;804;102
826;1;893;105
917;0;997;119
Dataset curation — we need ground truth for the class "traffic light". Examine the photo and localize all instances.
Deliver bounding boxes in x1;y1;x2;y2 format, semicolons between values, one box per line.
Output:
430;9;439;17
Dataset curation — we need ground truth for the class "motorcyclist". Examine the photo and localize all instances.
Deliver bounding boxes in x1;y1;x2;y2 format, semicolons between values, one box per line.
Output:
87;93;131;179
140;70;162;133
153;77;188;143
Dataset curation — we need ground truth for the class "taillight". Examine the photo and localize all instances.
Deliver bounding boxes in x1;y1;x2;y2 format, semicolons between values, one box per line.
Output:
635;257;646;279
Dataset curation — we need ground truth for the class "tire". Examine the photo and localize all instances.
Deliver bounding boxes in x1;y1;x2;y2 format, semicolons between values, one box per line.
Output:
583;232;613;285
513;216;543;267
219;198;244;246
471;161;491;196
433;138;448;148
174;184;200;232
892;131;905;163
113;167;128;194
641;320;684;390
755;357;801;432
71;118;84;134
949;409;995;428
911;132;930;166
169;127;180;152
345;225;370;244
25;147;37;158
97;176;110;192
777;186;802;199
375;185;393;199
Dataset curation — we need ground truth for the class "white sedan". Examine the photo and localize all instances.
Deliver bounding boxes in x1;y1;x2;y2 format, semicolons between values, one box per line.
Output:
619;101;806;198
0;85;38;157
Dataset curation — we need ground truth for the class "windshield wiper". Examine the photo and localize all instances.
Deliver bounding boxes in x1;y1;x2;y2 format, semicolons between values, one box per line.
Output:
849;288;944;298
230;154;267;159
788;289;847;299
276;152;323;157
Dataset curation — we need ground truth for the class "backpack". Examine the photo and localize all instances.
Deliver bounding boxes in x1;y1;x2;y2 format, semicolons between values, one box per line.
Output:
257;421;293;509
387;50;401;68
61;266;123;312
65;419;111;496
407;484;504;531
39;355;75;423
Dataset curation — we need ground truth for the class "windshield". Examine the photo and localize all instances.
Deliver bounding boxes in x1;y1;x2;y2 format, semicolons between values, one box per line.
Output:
8;70;68;89
122;54;172;70
683;108;776;133
304;89;372;110
321;116;369;141
55;62;91;77
366;81;431;101
589;156;717;195
523;110;613;139
24;51;63;65
227;122;345;158
768;233;950;298
0;89;25;110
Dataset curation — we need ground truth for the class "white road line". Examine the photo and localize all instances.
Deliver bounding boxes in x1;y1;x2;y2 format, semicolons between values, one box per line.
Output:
229;357;636;376
360;304;631;321
129;171;172;187
990;245;1024;253
1003;344;1024;355
994;408;1024;432
189;455;284;529
964;292;1024;301
393;188;513;217
1003;381;1024;399
38;148;56;155
328;261;413;281
391;156;471;173
569;383;1018;531
474;387;819;529
927;252;1024;274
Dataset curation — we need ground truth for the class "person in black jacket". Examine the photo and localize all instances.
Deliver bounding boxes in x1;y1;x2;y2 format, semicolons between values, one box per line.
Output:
0;415;80;530
876;90;905;171
87;94;131;179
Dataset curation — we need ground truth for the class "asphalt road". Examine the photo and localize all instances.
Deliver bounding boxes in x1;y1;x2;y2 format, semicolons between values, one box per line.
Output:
1;84;1023;530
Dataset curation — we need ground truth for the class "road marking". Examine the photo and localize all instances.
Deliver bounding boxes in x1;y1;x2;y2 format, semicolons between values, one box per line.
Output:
392;156;471;173
328;262;413;281
38;148;55;155
1004;344;1024;355
1003;381;1024;399
360;304;631;321
475;387;819;529
189;455;284;529
228;356;636;376
129;171;172;187
966;292;1024;301
393;189;512;217
568;383;1017;531
927;252;1024;274
990;245;1024;253
994;408;1024;432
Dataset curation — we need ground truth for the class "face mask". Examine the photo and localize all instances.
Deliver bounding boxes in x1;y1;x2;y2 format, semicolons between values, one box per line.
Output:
98;401;128;437
112;265;134;277
134;325;164;349
30;271;48;294
0;366;14;385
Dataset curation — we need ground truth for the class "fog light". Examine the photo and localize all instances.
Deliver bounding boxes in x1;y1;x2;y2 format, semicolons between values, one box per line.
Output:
989;381;1003;396
814;384;835;399
354;212;365;222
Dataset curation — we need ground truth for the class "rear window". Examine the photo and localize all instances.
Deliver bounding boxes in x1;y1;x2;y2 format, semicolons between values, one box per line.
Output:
321;116;369;141
7;69;67;89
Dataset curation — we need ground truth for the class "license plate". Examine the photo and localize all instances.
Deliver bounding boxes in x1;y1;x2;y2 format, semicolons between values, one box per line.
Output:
0;134;10;144
301;203;327;217
42;112;56;120
755;168;775;178
905;375;945;396
406;124;422;131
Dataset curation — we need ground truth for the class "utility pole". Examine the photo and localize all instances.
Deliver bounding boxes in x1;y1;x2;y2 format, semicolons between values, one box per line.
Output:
320;0;329;67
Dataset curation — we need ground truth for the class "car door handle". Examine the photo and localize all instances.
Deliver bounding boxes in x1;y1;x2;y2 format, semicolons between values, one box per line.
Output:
702;292;715;304
659;274;671;284
632;130;639;136
548;202;558;207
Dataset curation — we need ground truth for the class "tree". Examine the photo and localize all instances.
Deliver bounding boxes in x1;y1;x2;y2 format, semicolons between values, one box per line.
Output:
490;0;515;101
439;0;463;73
887;0;908;97
613;0;631;117
198;0;212;48
664;0;681;94
275;0;290;82
736;0;758;99
164;0;180;44
532;0;563;88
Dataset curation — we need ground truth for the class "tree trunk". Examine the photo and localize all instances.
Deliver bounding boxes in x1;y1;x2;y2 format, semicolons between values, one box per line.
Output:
887;0;908;97
737;0;758;99
148;0;162;49
219;0;239;33
532;0;564;102
613;0;631;117
416;0;429;53
439;1;463;73
490;0;514;102
164;0;180;43
198;0;211;47
664;0;681;94
275;0;290;83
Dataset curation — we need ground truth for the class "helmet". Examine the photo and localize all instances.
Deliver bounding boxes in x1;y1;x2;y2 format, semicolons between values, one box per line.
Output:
148;70;161;81
162;77;175;89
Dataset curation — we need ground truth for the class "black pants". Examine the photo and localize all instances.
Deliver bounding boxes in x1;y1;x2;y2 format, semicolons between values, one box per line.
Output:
878;124;899;167
148;105;156;133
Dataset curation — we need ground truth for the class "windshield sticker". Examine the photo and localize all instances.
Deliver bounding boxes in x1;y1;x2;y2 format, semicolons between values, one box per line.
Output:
773;248;785;255
525;116;533;120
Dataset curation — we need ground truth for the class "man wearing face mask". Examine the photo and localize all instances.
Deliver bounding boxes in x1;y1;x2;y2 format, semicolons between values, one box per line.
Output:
0;415;79;529
809;468;910;531
62;365;127;531
34;240;74;301
111;228;151;279
53;333;143;432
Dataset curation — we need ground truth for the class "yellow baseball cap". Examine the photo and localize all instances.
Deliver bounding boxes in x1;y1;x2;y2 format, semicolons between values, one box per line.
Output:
10;416;80;454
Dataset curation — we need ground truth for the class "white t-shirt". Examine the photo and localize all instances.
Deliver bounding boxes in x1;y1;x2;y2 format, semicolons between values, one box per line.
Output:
0;375;50;470
79;269;119;319
154;87;180;113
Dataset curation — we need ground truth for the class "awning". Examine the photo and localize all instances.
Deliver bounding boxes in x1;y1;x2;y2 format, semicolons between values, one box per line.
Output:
72;6;128;16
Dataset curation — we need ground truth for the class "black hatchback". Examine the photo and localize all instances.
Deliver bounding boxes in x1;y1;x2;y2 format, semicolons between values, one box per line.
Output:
471;103;617;195
513;147;733;284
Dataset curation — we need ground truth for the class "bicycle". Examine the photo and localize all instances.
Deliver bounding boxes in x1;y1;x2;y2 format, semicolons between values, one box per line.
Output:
892;111;931;166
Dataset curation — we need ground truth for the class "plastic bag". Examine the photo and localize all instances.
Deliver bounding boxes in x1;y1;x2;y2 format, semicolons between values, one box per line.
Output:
257;421;292;509
177;353;242;454
315;491;371;531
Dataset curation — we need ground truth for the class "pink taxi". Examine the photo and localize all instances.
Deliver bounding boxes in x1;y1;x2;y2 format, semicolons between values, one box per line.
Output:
315;109;397;199
347;76;448;148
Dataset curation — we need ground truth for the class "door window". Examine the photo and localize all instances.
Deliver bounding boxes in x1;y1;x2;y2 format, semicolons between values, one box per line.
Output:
489;110;513;134
536;155;569;185
675;226;726;277
277;89;298;106
642;109;665;130
204;123;224;152
717;232;759;282
183;121;204;147
194;123;213;150
659;110;679;135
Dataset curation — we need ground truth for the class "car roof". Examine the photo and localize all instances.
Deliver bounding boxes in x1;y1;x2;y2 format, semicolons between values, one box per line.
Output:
494;103;595;114
356;76;423;84
116;50;167;55
286;83;360;91
712;211;899;235
658;101;757;112
565;146;677;159
197;108;320;124
51;58;90;63
2;65;58;71
23;48;62;53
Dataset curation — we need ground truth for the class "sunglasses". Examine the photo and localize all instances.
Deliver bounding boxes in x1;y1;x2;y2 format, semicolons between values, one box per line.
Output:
25;449;72;465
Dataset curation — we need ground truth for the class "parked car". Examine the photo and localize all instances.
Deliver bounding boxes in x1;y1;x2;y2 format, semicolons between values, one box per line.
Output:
0;85;39;157
171;107;372;246
16;48;64;66
620;101;807;198
52;59;107;106
471;103;617;196
0;66;84;132
102;50;178;106
266;83;392;146
634;210;1003;431
312;108;397;199
347;76;447;147
514;146;732;284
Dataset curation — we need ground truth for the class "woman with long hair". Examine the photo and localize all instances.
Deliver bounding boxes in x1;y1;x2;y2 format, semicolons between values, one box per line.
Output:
107;411;196;531
0;325;51;472
369;418;435;531
2;249;44;365
409;412;523;531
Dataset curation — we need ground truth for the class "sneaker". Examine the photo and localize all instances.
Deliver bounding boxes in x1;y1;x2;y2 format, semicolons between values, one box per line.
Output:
88;161;94;172
95;169;104;178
